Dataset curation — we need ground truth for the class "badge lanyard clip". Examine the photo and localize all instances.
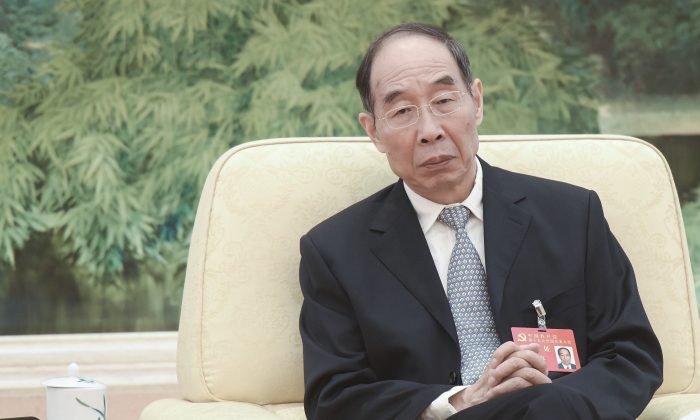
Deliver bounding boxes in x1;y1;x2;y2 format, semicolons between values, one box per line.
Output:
532;300;547;331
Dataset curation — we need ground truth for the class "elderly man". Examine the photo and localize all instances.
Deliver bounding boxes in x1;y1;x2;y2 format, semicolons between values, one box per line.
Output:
299;23;662;419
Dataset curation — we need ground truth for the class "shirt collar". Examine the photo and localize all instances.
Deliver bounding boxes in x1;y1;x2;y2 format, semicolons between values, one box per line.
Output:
405;158;484;234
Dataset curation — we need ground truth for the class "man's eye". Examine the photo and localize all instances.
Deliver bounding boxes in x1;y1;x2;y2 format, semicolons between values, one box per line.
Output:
434;98;455;105
390;107;412;117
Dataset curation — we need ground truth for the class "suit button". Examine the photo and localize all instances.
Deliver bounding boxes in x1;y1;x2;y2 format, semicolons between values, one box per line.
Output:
449;371;459;385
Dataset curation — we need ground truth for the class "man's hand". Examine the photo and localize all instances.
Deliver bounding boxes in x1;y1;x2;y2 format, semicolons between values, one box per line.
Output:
448;341;551;411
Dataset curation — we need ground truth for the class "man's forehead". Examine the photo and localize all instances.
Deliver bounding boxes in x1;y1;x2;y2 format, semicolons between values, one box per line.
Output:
369;34;460;101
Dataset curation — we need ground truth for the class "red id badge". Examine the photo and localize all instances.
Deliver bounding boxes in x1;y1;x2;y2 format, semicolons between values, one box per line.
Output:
511;327;580;372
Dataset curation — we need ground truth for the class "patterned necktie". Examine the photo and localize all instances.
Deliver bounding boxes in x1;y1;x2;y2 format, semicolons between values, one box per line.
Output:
438;205;500;384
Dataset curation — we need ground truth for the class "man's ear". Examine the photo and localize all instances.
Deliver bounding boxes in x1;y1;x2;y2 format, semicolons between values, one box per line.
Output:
470;79;484;126
359;112;386;153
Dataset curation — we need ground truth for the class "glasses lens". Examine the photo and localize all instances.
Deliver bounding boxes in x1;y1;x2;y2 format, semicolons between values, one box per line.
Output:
430;91;464;116
384;105;419;129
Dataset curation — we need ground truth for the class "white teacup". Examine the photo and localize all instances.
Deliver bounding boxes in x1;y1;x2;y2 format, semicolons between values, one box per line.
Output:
43;363;107;420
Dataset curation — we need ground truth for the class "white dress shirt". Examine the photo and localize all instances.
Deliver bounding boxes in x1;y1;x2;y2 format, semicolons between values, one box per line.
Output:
404;159;486;288
405;158;486;420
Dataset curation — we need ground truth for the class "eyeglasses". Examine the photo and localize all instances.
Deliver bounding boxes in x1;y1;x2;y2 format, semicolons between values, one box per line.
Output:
377;90;468;129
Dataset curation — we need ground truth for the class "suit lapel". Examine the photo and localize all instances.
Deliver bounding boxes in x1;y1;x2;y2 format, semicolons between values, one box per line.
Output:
481;160;532;321
367;162;533;346
369;181;459;346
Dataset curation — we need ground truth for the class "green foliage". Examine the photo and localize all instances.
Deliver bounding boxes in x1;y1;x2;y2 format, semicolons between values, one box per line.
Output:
0;0;607;332
0;0;61;45
230;0;460;138
447;5;601;133
5;0;242;279
0;104;45;265
598;0;700;94
233;0;601;137
0;33;33;92
2;0;603;277
492;0;700;95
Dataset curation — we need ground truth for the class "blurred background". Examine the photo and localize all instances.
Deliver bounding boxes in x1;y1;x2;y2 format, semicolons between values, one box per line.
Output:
1;0;698;334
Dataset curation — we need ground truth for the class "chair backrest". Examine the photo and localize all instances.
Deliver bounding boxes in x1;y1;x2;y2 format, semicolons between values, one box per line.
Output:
176;135;699;405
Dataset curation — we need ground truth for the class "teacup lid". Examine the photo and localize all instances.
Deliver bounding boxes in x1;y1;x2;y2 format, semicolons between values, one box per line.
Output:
42;363;106;389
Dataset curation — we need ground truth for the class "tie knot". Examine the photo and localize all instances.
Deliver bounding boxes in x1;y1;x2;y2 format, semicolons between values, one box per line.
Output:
438;205;470;231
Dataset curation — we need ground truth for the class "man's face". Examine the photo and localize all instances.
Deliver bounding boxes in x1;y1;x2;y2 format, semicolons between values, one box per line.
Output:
359;34;483;204
559;348;571;365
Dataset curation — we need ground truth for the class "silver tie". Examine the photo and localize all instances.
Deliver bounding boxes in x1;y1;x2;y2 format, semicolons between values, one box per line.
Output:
438;205;500;384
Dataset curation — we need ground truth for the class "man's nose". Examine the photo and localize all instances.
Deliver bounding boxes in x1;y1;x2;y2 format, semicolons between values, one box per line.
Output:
416;107;444;144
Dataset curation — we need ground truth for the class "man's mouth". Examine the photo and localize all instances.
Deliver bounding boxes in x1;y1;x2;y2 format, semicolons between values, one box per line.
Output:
420;155;453;168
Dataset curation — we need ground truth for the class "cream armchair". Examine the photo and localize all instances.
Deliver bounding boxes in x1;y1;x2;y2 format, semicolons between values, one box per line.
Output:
141;135;700;420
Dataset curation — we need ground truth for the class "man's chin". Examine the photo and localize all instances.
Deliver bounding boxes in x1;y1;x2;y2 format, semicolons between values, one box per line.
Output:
407;178;471;203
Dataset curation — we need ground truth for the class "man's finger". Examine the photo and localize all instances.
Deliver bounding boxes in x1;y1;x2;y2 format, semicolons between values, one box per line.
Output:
489;356;531;384
490;349;550;384
485;370;552;399
504;348;548;374
489;341;524;366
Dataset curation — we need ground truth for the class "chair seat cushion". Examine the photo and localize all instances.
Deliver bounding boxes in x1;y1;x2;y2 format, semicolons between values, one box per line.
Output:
639;394;700;419
139;399;305;420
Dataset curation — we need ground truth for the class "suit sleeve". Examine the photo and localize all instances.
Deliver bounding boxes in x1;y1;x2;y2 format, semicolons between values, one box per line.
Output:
299;234;451;420
554;191;663;418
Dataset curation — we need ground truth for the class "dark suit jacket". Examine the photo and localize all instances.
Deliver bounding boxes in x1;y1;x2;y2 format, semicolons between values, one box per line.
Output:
299;159;662;420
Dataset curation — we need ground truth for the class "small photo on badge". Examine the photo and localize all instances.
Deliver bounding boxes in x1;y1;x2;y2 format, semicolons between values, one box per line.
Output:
555;346;577;370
